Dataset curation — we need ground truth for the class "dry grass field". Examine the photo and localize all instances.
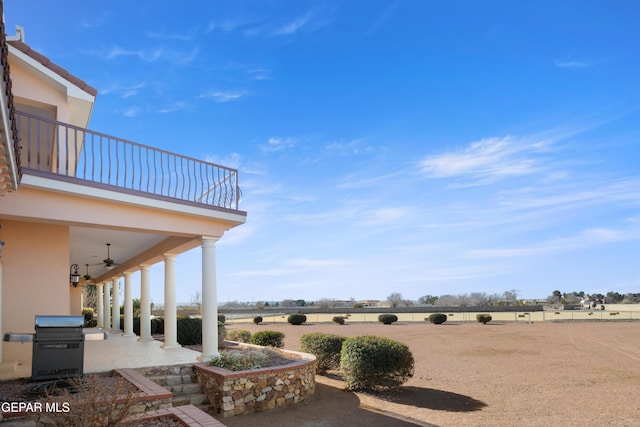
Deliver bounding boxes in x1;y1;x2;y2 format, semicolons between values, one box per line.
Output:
217;320;640;427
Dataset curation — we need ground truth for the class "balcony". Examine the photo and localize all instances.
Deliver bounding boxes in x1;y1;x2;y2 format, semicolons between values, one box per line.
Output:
16;111;242;213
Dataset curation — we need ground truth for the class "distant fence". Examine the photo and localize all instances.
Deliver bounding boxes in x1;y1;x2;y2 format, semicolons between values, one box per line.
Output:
222;309;640;324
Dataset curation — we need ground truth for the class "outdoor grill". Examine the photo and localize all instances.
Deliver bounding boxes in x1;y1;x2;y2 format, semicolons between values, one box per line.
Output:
3;315;107;381
32;315;85;381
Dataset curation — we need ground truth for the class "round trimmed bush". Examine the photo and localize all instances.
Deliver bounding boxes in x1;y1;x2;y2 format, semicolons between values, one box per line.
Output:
250;330;285;348
287;313;307;325
332;316;345;325
226;329;251;343
378;314;398;325
428;313;447;324
476;314;492;324
300;333;347;375
253;316;263;325
341;335;414;390
217;314;226;324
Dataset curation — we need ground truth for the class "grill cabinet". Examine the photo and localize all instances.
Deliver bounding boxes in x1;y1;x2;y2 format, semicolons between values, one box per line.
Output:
31;315;85;381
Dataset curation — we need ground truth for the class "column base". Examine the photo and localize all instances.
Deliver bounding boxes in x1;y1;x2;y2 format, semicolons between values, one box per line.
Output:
197;352;219;362
161;343;182;350
122;333;137;338
137;337;155;342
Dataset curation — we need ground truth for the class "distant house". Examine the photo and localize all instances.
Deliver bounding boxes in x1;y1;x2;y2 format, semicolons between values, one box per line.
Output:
0;12;245;372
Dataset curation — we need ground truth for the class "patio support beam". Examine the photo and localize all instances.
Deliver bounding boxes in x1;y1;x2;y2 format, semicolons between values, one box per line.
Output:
200;236;220;360
162;253;180;349
111;277;121;333
97;283;104;328
102;281;110;330
138;264;153;342
123;272;135;337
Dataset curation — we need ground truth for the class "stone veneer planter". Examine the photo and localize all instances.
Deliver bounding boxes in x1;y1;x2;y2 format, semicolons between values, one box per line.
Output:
195;345;316;417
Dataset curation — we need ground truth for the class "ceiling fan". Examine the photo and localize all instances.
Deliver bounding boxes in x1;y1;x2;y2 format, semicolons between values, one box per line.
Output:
93;243;119;269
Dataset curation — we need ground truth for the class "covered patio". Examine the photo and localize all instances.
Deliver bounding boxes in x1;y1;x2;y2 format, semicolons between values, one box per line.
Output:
0;330;204;380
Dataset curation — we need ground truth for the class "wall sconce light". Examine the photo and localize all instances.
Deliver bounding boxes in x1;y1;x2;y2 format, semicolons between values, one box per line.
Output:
70;264;80;287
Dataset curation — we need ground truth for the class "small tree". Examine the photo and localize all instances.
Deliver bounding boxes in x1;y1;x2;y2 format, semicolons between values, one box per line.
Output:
341;335;414;390
427;313;447;324
287;313;307;325
332;316;345;325
300;333;346;375
253;316;263;325
476;314;492;325
387;292;403;308
378;314;398;325
226;329;251;343
250;330;285;348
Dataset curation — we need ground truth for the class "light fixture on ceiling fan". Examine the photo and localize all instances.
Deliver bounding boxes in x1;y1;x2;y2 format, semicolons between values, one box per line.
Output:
83;264;92;281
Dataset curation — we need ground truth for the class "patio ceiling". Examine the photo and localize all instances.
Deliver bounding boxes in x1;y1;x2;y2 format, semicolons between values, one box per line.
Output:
69;226;168;283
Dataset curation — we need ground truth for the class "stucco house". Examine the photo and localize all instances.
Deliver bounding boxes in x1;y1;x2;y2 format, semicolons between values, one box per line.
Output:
0;11;246;374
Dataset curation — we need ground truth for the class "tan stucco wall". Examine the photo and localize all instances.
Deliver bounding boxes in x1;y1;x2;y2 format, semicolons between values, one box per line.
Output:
10;59;70;123
1;220;70;365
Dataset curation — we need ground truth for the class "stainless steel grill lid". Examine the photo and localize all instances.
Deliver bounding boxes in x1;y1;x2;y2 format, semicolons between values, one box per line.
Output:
34;315;84;328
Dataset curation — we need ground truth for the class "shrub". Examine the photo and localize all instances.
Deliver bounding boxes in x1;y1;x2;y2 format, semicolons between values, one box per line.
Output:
332;316;345;325
250;330;285;348
287;313;307;325
428;313;447;324
226;329;252;343
34;374;139;426
378;314;398;325
341;335;414;391
300;333;347;375
151;317;164;335
476;314;492;324
253;316;263;325
217;314;226;324
177;317;202;346
218;321;226;349
208;349;270;371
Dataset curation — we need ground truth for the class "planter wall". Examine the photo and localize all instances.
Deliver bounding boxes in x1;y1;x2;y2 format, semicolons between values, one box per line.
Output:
195;346;316;417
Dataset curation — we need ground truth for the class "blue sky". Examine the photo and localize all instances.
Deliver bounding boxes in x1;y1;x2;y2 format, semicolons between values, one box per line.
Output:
6;1;640;304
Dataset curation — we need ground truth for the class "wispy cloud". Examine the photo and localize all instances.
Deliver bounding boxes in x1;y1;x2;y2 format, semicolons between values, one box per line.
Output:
554;59;590;69
273;13;311;35
106;46;163;62
247;68;272;80
157;101;187;114
198;89;248;103
259;137;296;153
100;81;147;98
95;46;198;64
145;29;196;41
468;222;640;259
554;52;591;69
419;135;552;183
121;106;142;117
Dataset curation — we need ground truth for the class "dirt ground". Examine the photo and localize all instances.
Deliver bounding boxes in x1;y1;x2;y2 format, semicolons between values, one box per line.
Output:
216;321;640;427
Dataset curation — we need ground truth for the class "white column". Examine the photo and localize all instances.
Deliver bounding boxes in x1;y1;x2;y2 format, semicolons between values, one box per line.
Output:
0;260;3;363
162;254;180;349
123;272;135;337
138;264;153;342
201;237;220;360
102;281;111;330
97;283;104;329
111;277;121;333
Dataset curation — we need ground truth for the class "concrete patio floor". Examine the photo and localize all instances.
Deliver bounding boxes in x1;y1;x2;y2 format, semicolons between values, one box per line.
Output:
0;328;202;380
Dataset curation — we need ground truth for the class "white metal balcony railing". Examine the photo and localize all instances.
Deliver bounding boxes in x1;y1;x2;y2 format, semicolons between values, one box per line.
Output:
16;111;242;212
